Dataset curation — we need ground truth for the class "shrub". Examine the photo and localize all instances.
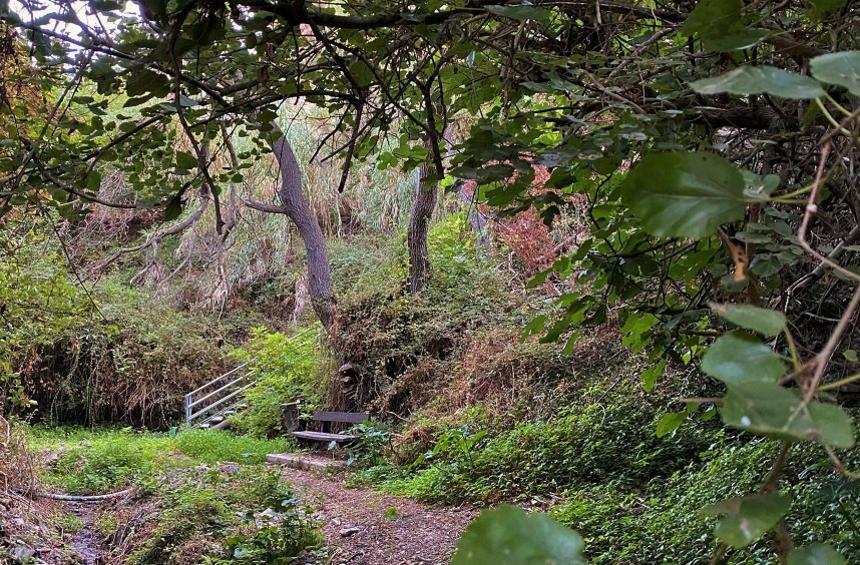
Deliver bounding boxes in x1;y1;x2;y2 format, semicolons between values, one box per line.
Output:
9;272;227;428
130;466;322;564
331;213;510;412
229;326;324;437
0;225;90;411
345;421;391;467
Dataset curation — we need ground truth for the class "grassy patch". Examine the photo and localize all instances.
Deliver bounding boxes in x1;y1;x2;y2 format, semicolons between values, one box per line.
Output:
24;425;323;563
28;426;290;495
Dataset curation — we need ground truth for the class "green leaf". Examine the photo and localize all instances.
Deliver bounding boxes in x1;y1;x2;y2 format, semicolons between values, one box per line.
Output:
788;544;847;565
807;0;847;18
682;0;741;38
810;51;860;96
843;349;858;362
721;382;855;447
486;5;553;24
690;66;825;99
125;69;170;98
621;152;747;239
453;506;586;565
741;171;781;200
139;0;166;20
702;334;786;384
175;151;197;170
178;95;198;107
90;0;123;10
85;170;101;191
704;493;791;548
656;410;688;437
347;59;376;88
704;28;770;52
642;360;666;392
710;303;787;337
164;194;182;221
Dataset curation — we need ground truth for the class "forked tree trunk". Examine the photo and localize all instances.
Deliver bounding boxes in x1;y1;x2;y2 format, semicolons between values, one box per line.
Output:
407;158;437;293
268;128;337;331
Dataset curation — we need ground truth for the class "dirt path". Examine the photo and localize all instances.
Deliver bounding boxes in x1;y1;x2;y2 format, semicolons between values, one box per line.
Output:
278;466;477;565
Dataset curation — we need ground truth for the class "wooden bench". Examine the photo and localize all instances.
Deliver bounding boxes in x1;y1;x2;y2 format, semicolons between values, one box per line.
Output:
288;408;370;445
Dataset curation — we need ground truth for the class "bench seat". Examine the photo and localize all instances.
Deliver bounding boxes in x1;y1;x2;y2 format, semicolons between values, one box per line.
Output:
292;430;357;443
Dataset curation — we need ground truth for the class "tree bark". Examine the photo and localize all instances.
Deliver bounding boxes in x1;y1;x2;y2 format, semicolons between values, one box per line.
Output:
268;127;337;331
407;157;437;293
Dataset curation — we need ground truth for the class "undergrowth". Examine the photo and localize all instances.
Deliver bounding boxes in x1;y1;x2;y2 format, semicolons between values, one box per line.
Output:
548;438;860;563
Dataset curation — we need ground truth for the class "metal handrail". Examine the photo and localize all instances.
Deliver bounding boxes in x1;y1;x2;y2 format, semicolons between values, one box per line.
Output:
186;362;249;397
187;381;255;423
188;374;249;409
185;361;256;426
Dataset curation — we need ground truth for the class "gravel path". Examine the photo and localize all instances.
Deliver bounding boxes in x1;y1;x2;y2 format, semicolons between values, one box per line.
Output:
278;466;477;565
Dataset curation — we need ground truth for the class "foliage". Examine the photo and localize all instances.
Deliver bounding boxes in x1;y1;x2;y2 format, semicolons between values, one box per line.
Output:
0;227;228;427
229;326;324;437
128;466;321;565
453;505;585;565
0;219;90;409
333;215;510;411
345;421;391;467
372;393;720;504
22;425;321;563
550;438;860;563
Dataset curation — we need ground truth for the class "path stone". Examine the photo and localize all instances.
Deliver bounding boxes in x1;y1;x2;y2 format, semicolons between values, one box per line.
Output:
267;453;347;471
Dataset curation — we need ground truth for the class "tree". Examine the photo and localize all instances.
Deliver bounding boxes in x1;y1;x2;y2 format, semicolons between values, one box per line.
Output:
245;124;337;330
407;139;439;294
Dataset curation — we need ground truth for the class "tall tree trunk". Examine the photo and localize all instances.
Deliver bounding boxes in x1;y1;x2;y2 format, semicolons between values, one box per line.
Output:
268;128;337;331
407;158;437;294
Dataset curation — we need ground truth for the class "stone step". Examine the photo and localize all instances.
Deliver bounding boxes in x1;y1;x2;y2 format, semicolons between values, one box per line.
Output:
266;453;347;472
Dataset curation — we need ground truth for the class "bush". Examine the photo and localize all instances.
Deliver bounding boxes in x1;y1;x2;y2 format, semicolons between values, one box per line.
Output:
332;213;510;412
345;421;392;467
382;397;721;504
0;224;90;410
130;466;322;564
9;272;227;428
229;326;324;437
